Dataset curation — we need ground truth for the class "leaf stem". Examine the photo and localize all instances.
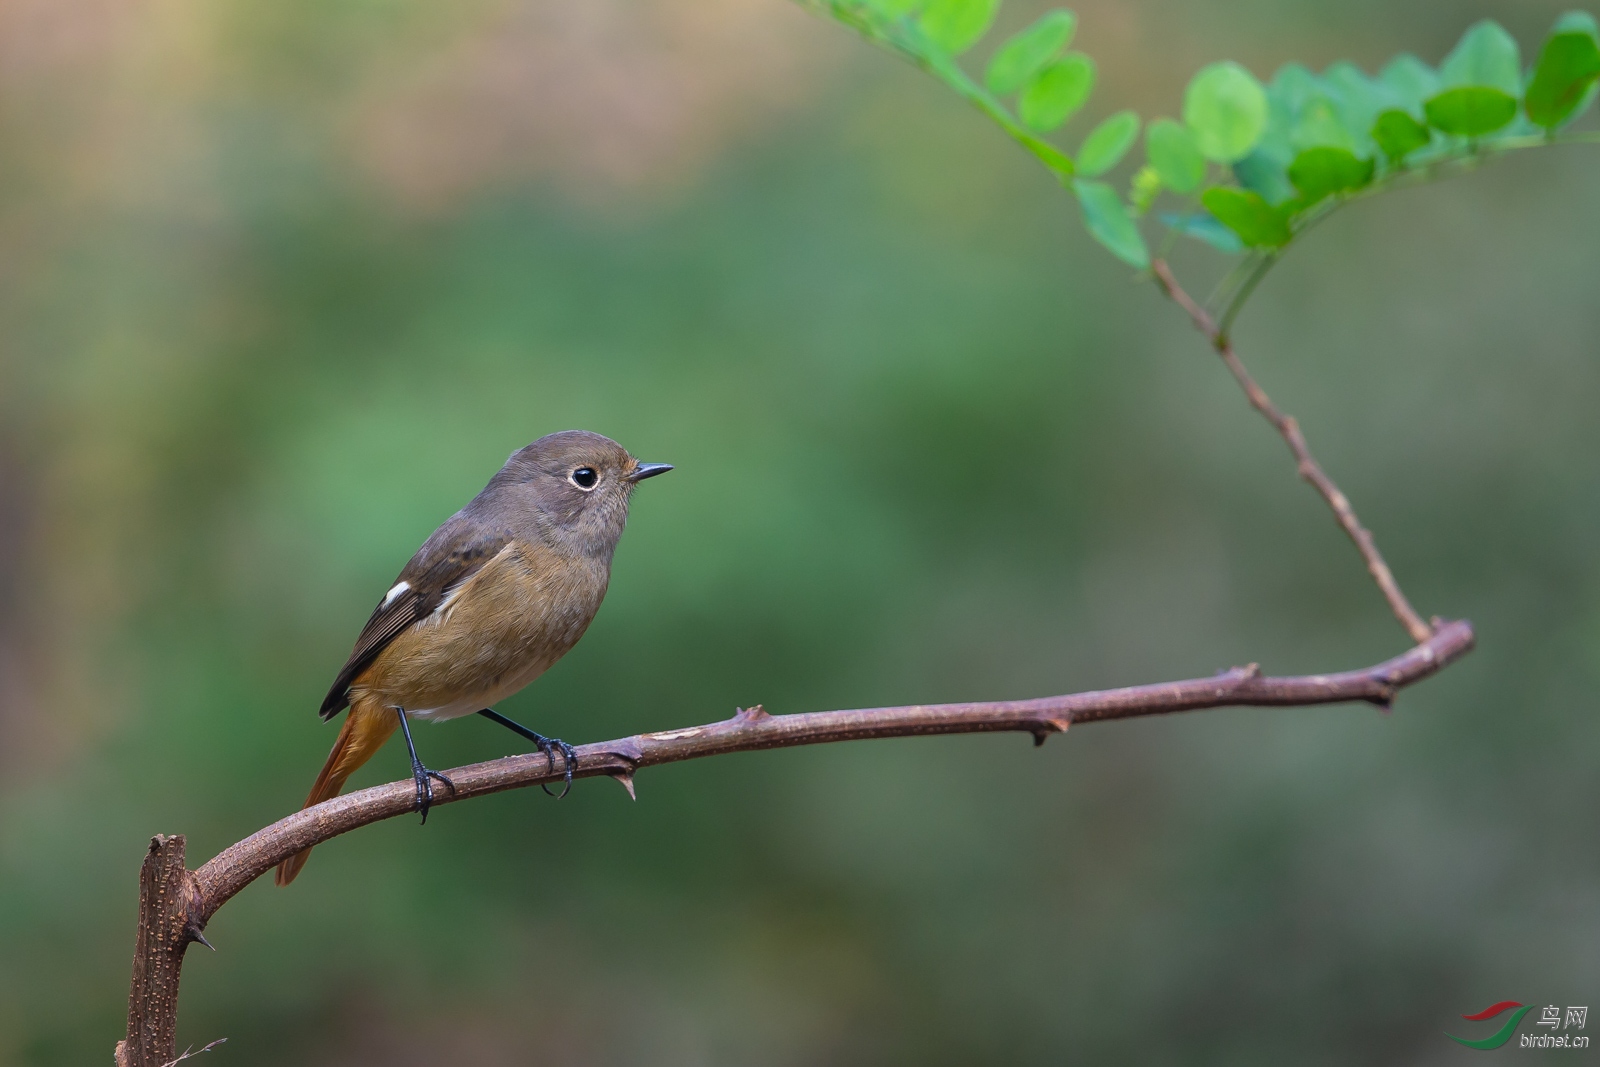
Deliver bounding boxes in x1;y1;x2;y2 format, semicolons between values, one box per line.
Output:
1216;251;1278;341
793;0;1074;178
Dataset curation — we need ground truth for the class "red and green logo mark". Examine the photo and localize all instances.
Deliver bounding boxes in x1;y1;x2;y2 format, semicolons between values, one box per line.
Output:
1447;1002;1535;1050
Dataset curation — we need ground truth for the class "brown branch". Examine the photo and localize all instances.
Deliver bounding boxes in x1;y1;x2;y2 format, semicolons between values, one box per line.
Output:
120;620;1474;1062
115;835;209;1067
1151;258;1434;645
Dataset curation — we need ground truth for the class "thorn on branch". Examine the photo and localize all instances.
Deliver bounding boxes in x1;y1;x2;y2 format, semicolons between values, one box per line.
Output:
1032;717;1070;745
183;921;213;952
611;773;637;801
1216;664;1261;680
734;704;770;723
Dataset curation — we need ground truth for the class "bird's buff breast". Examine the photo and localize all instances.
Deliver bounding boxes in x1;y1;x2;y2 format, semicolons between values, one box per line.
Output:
350;541;608;722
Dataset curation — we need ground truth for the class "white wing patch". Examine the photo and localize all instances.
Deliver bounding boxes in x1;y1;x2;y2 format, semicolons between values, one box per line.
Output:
381;581;411;608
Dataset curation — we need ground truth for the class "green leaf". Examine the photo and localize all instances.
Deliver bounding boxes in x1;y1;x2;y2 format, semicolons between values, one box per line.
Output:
1379;54;1440;114
1291;94;1358;152
1287;146;1374;203
1525;30;1600;127
867;0;925;17
1320;62;1389;155
1159;212;1245;254
1555;11;1600;35
1183;62;1269;163
1269;63;1321;115
1200;186;1291;247
1423;86;1519;136
1438;19;1522;95
984;10;1076;95
1551;12;1600;122
1018;53;1095;131
1371;108;1432;160
918;0;1000;56
1144;118;1206;193
1236;69;1300;204
1075;110;1140;176
1233;150;1295;204
1073;180;1149;268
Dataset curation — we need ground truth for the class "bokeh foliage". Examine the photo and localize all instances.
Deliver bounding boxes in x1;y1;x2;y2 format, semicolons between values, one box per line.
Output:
0;1;1597;1064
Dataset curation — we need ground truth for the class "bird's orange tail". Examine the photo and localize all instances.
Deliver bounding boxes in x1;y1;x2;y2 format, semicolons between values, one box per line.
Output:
275;697;398;886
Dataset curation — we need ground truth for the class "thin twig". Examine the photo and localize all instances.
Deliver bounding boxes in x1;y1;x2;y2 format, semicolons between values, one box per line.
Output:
1151;258;1434;644
163;1039;226;1066
1216;251;1279;341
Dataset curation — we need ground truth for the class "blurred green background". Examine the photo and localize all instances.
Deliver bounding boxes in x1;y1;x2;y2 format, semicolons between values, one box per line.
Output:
1;0;1597;1062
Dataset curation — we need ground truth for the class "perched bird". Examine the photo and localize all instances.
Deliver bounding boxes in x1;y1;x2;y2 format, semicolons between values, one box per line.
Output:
275;430;671;885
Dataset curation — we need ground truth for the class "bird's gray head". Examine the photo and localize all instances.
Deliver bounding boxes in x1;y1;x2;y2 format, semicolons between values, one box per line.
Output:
483;430;671;559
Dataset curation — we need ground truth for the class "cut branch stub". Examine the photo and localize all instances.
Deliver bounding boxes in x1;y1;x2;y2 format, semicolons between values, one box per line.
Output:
119;835;206;1067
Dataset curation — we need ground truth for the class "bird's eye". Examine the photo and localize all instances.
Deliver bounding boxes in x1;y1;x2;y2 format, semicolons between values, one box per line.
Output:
570;467;598;490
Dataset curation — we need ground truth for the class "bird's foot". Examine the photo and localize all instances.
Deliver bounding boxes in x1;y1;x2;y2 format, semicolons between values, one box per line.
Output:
410;759;456;824
394;705;455;823
530;734;578;799
476;708;577;798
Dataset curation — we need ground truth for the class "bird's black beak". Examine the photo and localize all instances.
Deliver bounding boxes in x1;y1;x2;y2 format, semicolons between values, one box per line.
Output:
628;462;674;483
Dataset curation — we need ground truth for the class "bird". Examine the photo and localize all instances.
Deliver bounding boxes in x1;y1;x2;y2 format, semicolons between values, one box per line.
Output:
274;430;672;885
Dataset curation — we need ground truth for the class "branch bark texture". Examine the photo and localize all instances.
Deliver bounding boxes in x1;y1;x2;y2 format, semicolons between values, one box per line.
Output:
120;620;1474;1062
1151;258;1434;645
115;835;207;1067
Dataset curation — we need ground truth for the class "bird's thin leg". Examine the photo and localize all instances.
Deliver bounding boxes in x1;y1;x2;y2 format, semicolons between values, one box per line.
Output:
477;708;577;799
394;707;455;824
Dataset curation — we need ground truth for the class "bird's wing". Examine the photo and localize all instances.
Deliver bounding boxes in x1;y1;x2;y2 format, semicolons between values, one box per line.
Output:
318;514;512;719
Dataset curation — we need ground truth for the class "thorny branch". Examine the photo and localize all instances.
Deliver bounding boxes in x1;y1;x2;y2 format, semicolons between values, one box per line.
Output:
119;620;1474;1063
1151;258;1435;645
